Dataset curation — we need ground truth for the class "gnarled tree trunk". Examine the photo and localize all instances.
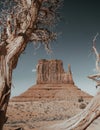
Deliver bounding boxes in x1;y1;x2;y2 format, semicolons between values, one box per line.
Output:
0;0;63;129
0;55;10;129
0;1;42;129
0;36;26;129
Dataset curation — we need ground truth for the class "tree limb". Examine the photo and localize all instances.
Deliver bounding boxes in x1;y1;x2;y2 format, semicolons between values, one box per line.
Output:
0;0;63;129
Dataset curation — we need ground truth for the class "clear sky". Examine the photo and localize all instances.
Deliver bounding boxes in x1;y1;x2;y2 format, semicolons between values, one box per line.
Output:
11;0;100;97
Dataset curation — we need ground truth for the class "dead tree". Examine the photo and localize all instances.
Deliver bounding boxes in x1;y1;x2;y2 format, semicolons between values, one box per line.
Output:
0;0;63;129
88;33;100;87
40;34;100;130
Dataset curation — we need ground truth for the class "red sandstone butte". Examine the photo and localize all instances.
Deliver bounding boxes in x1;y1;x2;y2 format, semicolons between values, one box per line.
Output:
11;59;92;102
6;59;93;130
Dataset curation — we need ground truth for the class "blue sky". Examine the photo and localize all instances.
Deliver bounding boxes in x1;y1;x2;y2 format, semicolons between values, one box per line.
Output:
11;0;100;97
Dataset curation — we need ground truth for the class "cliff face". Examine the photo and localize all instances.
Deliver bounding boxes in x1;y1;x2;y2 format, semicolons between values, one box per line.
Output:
36;59;74;84
11;59;92;102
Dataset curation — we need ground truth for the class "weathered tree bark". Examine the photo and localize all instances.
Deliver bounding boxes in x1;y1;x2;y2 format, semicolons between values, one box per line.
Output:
0;32;27;130
0;0;63;129
0;1;43;129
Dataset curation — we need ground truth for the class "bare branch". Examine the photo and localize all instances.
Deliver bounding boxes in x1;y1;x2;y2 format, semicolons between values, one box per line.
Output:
88;34;100;88
6;15;12;37
30;29;56;42
91;33;100;73
29;29;57;53
93;33;99;46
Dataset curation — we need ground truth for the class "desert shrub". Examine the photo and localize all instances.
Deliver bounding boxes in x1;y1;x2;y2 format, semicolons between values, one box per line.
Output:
79;103;86;109
78;96;84;102
15;127;23;130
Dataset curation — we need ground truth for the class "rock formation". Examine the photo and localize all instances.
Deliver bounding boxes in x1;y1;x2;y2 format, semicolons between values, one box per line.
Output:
36;59;74;84
10;59;92;102
5;59;93;130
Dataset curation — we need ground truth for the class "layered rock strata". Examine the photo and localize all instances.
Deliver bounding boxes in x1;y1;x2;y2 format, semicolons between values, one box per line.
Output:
36;59;74;84
11;59;92;102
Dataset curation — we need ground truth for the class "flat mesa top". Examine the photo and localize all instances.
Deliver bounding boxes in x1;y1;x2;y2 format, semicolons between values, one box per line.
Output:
36;59;74;84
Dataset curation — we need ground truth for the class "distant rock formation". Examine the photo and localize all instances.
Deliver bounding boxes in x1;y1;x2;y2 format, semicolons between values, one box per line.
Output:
6;59;93;130
36;59;74;84
11;59;92;102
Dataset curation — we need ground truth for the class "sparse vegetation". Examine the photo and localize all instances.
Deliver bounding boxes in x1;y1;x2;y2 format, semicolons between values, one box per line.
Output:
78;96;84;102
79;103;86;109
